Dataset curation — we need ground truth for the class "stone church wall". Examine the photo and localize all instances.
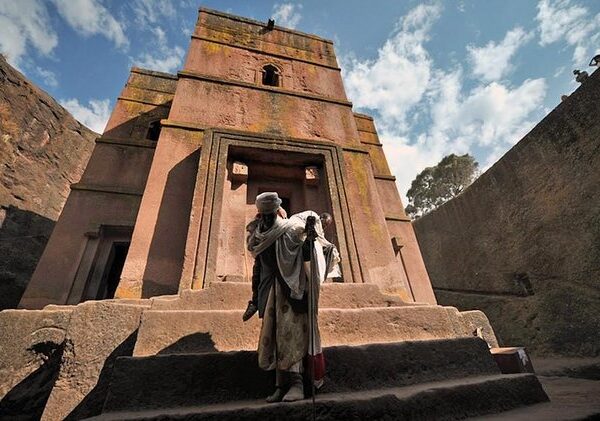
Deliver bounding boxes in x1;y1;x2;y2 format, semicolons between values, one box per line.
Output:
413;69;600;356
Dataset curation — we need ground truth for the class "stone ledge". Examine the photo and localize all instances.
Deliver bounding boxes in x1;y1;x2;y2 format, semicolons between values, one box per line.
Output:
360;139;383;146
178;70;352;107
385;213;412;222
374;174;396;181
198;7;336;45
150;282;406;311
117;96;172;108
97;374;547;420
70;183;143;197
96;137;157;149
131;67;178;80
132;305;482;356
191;34;341;71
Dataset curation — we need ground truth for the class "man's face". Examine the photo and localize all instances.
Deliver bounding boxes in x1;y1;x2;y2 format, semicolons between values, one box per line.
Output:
320;216;332;228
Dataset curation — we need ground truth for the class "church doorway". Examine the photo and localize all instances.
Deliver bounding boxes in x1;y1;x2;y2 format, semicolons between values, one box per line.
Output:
215;146;337;283
100;241;130;300
78;226;132;301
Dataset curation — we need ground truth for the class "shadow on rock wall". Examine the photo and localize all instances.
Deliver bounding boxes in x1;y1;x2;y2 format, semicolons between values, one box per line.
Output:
142;150;200;298
64;330;138;420
0;341;64;420
0;205;55;310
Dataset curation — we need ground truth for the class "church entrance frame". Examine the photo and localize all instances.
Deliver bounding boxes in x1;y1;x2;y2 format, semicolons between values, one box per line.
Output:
180;129;362;291
67;225;133;304
227;146;336;283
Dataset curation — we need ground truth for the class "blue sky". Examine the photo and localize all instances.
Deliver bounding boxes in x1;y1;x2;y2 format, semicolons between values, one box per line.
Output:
1;0;599;202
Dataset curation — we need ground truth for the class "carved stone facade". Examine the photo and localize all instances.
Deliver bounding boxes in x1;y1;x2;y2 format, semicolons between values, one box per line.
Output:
19;8;435;309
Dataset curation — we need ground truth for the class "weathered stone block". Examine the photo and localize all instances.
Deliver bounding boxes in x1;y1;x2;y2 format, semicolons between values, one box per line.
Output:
459;309;499;348
304;166;320;186
231;161;248;182
0;309;72;420
40;301;144;421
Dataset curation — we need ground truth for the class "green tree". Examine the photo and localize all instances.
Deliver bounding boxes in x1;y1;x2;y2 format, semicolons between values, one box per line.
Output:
405;153;479;218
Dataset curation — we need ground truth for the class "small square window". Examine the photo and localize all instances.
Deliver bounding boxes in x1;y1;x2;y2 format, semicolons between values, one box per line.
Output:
262;65;280;87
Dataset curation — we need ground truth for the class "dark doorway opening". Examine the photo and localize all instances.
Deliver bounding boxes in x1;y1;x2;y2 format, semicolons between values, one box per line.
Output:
76;226;133;303
98;242;130;300
280;197;291;216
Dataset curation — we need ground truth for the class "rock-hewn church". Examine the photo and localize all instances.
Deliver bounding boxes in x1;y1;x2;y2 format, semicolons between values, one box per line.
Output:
0;8;548;420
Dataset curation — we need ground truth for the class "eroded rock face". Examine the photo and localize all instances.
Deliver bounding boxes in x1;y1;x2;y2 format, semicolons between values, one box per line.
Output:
414;69;600;357
0;55;97;310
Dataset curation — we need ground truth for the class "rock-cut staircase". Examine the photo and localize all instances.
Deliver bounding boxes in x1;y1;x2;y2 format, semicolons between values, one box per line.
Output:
85;282;548;420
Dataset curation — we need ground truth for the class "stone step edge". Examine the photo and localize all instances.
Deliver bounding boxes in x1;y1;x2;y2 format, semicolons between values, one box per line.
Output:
90;374;545;420
140;305;443;315
149;283;418;309
129;335;492;356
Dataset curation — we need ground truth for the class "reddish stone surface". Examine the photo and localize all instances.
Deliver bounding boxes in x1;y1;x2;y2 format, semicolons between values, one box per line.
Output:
18;68;176;309
0;55;96;310
414;69;600;356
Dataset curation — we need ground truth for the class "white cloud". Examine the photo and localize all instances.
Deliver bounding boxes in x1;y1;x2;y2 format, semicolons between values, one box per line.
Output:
431;75;546;147
0;0;129;69
272;3;303;29
52;0;128;49
536;0;600;64
381;74;546;201
343;4;442;132
132;26;184;73
132;0;176;26
35;66;58;87
467;27;533;82
0;0;58;67
343;4;547;204
60;98;111;133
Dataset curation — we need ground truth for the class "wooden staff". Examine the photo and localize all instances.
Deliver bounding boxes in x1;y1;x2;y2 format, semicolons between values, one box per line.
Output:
305;215;318;421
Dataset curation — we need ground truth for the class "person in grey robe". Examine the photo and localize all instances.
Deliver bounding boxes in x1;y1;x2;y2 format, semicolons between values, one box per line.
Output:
243;210;337;321
246;192;339;403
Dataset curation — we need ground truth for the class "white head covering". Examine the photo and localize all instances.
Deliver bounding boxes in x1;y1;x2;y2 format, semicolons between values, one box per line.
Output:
255;192;282;214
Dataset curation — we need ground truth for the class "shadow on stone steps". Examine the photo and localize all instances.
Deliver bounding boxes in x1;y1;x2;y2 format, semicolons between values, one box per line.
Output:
99;337;543;414
89;374;547;421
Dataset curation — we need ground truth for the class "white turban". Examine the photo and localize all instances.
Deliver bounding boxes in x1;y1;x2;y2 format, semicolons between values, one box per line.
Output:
255;192;282;214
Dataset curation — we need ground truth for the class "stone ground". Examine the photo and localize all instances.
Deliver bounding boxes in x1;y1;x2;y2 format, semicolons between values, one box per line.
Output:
474;357;600;420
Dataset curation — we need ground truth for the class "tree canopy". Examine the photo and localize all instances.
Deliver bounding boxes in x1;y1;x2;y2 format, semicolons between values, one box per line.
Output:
405;153;479;218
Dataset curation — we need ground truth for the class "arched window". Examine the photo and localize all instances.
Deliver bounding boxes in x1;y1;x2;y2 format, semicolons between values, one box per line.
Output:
146;120;161;141
261;64;280;87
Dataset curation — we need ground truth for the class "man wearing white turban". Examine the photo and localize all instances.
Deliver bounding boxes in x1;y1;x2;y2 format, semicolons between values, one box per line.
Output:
246;192;340;403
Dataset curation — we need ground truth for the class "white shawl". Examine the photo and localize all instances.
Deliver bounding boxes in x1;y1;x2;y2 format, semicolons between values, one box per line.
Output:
247;211;341;300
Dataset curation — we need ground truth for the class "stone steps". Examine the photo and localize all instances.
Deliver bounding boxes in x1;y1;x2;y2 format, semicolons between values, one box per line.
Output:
132;305;480;356
89;374;547;421
105;338;497;411
94;338;548;419
149;282;407;311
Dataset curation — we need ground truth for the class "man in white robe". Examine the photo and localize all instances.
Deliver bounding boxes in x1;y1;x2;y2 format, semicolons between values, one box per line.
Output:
246;192;339;402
